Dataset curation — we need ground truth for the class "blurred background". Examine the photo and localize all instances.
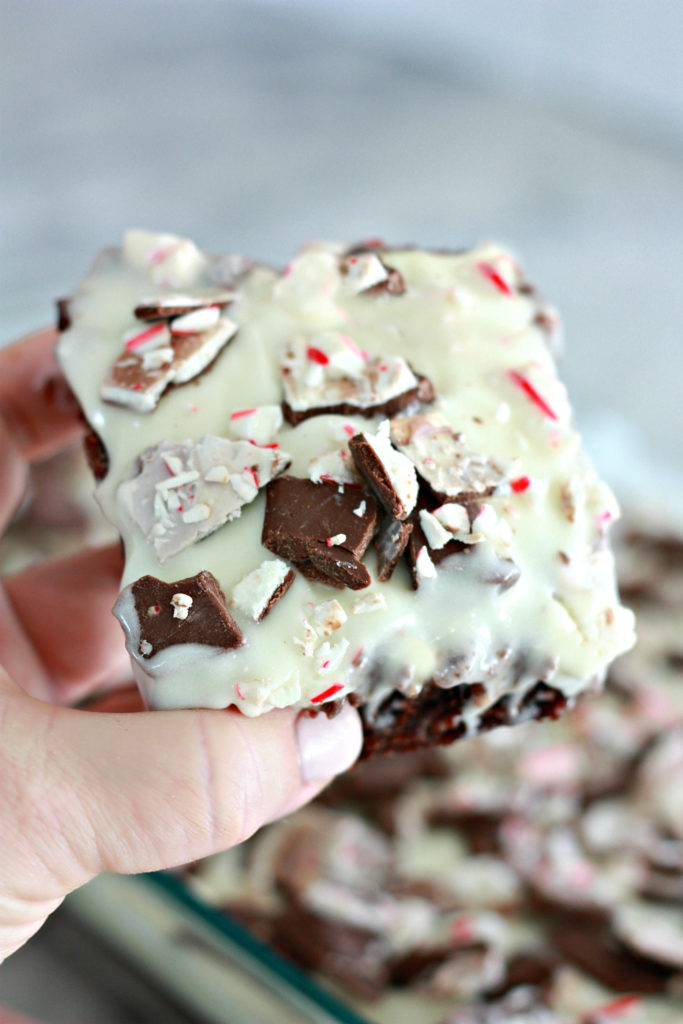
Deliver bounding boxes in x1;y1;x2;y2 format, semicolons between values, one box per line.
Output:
1;1;681;1019
2;0;682;471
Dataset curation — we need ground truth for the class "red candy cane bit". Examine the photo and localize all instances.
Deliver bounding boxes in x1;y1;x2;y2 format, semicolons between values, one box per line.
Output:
510;475;531;494
235;683;245;700
450;916;475;944
342;423;355;436
508;369;558;421
321;659;331;670
230;407;257;420
351;646;364;666
477;261;513;296
306;345;329;365
246;467;259;488
125;323;167;350
311;683;344;704
586;994;642;1020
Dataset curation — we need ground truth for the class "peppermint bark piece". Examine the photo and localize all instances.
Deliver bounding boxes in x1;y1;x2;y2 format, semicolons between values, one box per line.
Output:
134;292;234;321
118;436;290;562
340;251;406;296
114;570;244;662
281;333;435;425
262;476;379;589
101;315;237;412
349;421;418;521
390;413;506;503
231;559;296;621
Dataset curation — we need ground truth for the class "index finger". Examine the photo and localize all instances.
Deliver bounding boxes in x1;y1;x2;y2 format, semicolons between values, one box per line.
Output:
0;327;83;462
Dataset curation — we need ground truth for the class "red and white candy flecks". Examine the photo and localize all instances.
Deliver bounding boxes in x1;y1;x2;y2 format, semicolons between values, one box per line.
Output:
56;231;636;720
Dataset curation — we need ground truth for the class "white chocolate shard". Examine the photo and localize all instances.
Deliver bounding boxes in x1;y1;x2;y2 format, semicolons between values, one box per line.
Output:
118;436;290;562
231;559;294;622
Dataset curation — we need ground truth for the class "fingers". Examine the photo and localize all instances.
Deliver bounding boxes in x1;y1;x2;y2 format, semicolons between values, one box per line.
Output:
1;545;129;703
0;328;83;462
0;419;29;534
4;676;362;894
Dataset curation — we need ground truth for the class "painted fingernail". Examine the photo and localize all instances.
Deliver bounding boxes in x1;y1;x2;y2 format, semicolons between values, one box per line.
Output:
295;703;363;783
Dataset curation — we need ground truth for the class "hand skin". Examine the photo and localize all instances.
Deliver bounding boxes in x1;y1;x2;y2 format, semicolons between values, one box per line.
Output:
0;329;363;965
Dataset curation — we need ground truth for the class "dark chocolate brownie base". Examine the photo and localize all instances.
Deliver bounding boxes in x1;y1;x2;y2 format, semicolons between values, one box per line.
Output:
359;680;567;759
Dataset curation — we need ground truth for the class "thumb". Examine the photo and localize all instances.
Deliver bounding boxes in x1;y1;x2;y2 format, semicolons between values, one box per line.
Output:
2;672;362;894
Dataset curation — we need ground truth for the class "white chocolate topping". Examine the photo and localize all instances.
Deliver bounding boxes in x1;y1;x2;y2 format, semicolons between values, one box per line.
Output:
56;232;635;718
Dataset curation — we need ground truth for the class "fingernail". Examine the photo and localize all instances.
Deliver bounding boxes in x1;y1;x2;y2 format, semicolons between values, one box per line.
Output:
295;703;363;783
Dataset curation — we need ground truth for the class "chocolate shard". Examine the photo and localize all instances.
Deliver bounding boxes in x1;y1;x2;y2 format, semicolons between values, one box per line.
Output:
262;475;379;590
349;426;418;521
375;516;413;582
119;570;244;659
271;905;389;1002
549;922;673;994
83;428;110;481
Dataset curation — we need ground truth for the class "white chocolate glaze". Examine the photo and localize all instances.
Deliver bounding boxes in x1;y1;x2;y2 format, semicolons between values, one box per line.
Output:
56;232;634;718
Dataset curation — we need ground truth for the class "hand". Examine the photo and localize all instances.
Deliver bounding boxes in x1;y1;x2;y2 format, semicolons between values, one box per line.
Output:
0;329;362;963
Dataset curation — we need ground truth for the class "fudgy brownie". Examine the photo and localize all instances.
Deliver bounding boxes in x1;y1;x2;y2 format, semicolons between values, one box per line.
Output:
56;231;634;755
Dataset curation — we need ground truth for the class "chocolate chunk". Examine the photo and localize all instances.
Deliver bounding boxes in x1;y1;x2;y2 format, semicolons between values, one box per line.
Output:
375;516;413;582
389;941;487;988
56;297;72;331
83;428;110;481
122;570;244;658
134;293;233;321
365;265;406;296
271;906;389;1001
427;809;501;855
550;923;673;994
262;475;379;590
486;950;559;1000
349;429;417;521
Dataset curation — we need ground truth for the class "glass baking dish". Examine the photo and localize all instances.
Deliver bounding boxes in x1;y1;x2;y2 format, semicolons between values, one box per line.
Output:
67;869;372;1024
